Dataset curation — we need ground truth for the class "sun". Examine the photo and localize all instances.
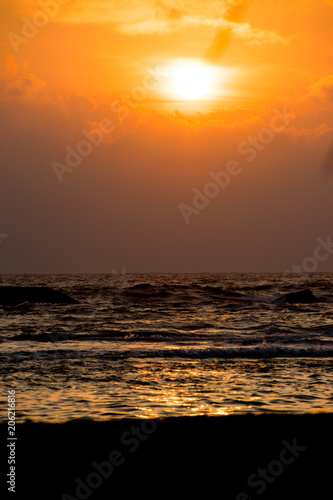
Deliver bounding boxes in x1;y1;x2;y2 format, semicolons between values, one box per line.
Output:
171;62;212;100
159;59;237;108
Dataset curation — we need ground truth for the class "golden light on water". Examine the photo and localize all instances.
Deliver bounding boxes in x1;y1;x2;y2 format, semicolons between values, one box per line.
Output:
10;345;333;423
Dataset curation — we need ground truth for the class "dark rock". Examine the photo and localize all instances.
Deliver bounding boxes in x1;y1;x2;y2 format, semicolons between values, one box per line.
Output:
0;287;78;306
273;289;319;304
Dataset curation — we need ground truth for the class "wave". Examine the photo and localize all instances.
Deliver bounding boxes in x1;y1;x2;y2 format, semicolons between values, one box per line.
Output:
3;345;333;362
8;323;333;344
109;283;333;305
118;283;252;303
2;280;333;307
158;345;333;359
122;283;170;298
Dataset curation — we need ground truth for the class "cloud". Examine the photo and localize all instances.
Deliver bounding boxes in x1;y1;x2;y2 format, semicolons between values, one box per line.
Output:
1;88;331;272
287;122;333;140
9;0;276;44
205;18;288;62
0;54;331;273
235;23;288;46
0;54;326;149
307;75;333;102
118;8;288;45
156;0;184;20
0;55;46;102
66;93;95;125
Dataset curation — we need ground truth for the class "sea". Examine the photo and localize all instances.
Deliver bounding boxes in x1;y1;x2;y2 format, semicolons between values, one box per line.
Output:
1;273;333;423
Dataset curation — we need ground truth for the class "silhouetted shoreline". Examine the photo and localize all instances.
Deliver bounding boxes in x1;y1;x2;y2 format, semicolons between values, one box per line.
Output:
1;413;332;499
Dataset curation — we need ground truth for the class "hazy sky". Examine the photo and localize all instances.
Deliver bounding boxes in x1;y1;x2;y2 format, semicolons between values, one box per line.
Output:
0;0;333;273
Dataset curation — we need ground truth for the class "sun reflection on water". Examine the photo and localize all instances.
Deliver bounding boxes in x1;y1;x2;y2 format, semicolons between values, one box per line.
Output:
4;357;332;423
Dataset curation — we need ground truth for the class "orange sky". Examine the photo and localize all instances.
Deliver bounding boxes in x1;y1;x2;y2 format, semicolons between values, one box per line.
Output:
0;0;333;272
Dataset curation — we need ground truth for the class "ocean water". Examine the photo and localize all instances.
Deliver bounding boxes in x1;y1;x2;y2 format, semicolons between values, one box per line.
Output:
1;273;333;422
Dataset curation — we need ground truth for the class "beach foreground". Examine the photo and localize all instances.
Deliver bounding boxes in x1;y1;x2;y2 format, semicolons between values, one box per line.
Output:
1;413;332;499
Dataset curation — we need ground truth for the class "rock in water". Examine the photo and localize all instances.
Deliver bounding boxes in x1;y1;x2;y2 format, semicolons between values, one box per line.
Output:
0;287;78;306
273;289;319;305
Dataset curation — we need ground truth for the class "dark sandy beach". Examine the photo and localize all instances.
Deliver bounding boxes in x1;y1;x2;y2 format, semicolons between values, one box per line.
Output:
1;413;332;500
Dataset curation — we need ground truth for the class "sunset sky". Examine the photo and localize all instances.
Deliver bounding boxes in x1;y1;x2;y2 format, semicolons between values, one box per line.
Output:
0;0;333;272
